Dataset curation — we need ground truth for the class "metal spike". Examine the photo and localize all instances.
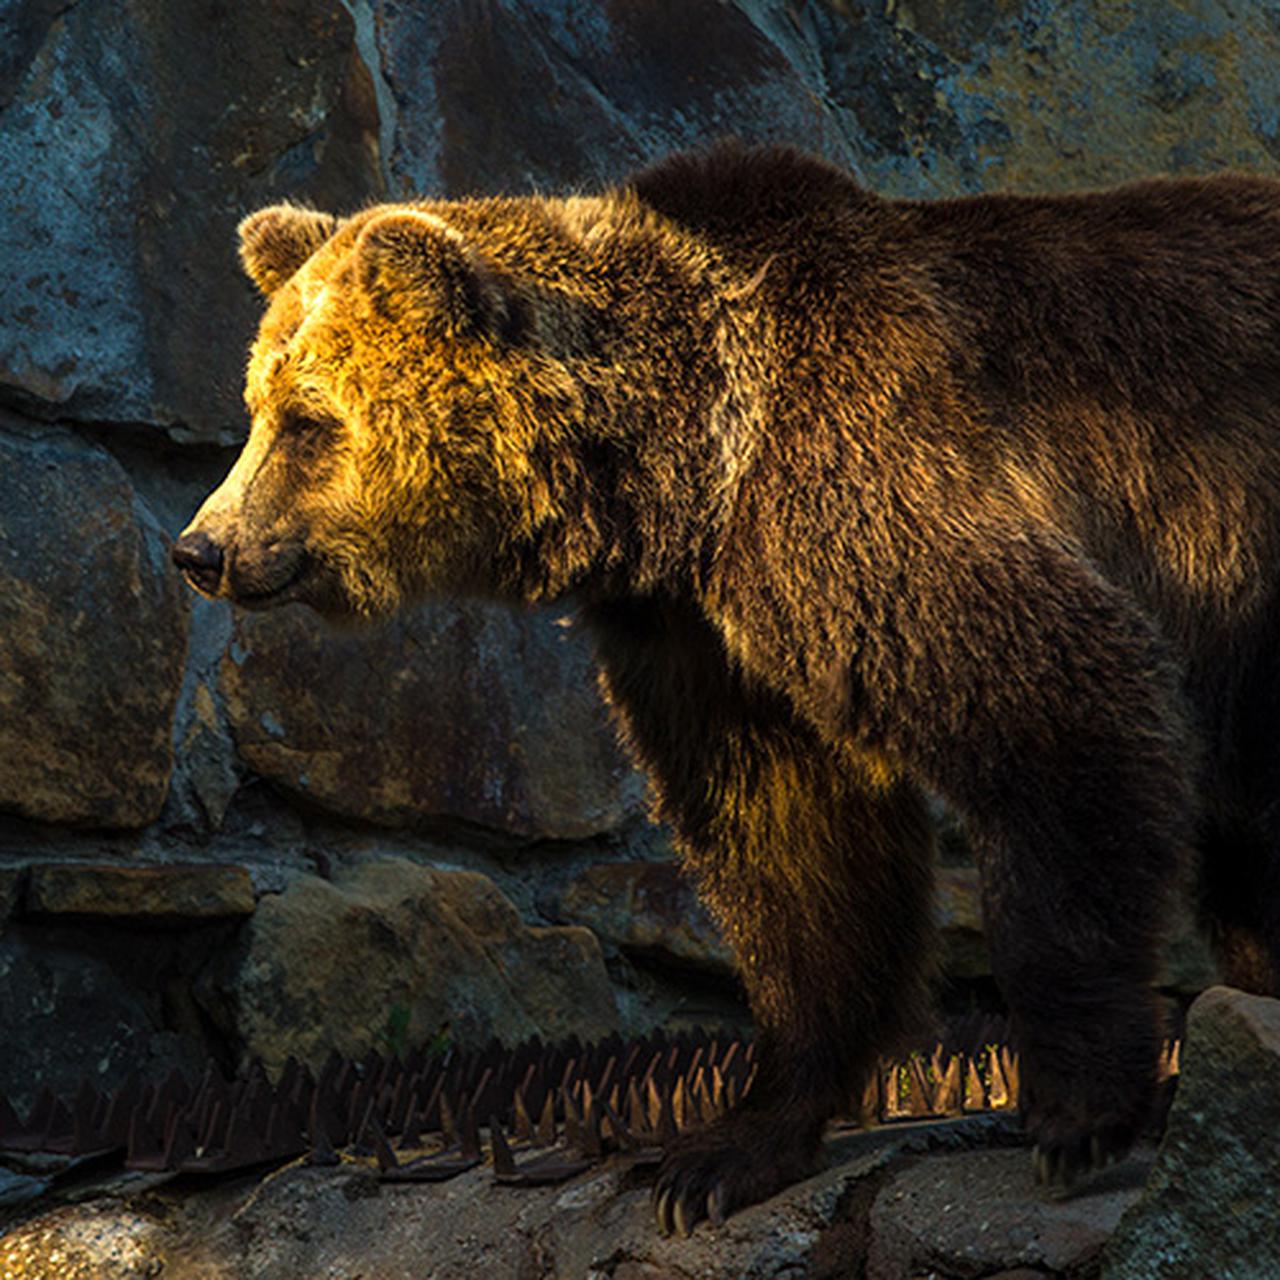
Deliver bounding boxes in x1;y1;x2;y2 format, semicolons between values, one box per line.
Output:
221;1097;264;1168
163;1109;196;1168
513;1087;534;1143
671;1077;687;1131
988;1050;1010;1110
1000;1048;1020;1107
536;1090;556;1147
470;1067;495;1122
627;1079;647;1138
600;1096;640;1151
909;1056;933;1117
562;1088;583;1152
935;1054;963;1117
720;1041;739;1074
655;1081;677;1146
24;1087;55;1140
459;1104;482;1162
580;1088;604;1158
308;1123;340;1166
595;1056;617;1101
439;1092;458;1147
964;1057;987;1111
417;1076;443;1137
0;1093;22;1148
42;1096;74;1151
199;1098;227;1156
352;1100;378;1156
365;1114;399;1174
490;1117;517;1178
386;1072;411;1137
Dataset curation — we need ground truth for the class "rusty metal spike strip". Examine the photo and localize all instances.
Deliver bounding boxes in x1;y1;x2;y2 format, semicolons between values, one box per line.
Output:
0;1024;1182;1186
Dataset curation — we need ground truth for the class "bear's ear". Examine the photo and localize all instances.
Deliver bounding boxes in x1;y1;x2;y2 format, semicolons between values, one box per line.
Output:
238;205;338;296
354;211;509;339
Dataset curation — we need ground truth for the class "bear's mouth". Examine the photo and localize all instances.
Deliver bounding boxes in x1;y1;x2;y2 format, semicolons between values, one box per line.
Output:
226;545;311;609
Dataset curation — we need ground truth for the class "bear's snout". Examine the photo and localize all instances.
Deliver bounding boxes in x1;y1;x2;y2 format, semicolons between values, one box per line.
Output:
172;529;224;596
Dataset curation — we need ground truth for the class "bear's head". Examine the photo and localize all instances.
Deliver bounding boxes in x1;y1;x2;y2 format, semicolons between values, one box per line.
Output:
173;200;602;619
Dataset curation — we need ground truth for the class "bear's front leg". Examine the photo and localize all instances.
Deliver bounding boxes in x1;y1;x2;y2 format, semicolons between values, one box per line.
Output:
648;754;933;1235
586;597;936;1234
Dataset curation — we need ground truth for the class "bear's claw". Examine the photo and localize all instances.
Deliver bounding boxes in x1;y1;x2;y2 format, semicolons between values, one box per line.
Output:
653;1164;727;1238
650;1110;821;1236
1031;1125;1131;1193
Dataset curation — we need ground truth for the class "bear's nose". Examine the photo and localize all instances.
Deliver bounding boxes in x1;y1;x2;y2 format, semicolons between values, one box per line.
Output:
172;530;224;594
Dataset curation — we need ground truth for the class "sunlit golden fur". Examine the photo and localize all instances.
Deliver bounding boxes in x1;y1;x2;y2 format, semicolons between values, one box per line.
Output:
180;143;1280;1227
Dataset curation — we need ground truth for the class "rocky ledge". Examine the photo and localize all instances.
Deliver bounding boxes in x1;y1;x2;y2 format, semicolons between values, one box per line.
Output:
2;987;1276;1280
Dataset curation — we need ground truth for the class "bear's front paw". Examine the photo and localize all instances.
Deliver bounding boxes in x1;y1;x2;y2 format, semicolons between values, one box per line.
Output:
651;1112;821;1236
1023;1079;1152;1191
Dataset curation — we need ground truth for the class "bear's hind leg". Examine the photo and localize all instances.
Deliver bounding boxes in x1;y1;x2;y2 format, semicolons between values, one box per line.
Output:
586;598;936;1235
898;539;1199;1190
1199;818;1278;995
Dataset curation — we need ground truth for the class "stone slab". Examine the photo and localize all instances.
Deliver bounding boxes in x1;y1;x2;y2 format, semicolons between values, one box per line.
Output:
24;863;254;921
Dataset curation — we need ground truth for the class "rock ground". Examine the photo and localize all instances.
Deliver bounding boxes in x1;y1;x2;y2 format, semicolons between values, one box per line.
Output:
0;1124;1152;1280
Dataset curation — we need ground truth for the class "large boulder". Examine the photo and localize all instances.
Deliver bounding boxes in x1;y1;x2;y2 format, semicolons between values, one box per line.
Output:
375;0;852;200
0;0;381;442
0;423;187;827
198;858;620;1075
374;0;1280;206
1103;986;1280;1279
220;603;643;839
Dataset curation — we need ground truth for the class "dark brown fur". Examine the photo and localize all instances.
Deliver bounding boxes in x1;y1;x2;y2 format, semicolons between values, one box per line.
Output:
177;144;1280;1231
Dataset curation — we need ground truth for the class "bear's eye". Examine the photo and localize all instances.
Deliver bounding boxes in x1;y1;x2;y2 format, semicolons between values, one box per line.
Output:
276;413;340;466
280;413;335;438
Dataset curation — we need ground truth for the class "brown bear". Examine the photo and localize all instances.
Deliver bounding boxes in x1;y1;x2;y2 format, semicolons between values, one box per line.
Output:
175;144;1280;1234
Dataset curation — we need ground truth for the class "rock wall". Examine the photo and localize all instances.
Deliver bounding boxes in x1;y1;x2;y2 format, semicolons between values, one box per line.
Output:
0;0;1260;1103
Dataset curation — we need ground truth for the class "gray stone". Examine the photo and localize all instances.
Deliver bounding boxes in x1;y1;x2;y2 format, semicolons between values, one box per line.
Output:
0;0;381;441
0;423;187;827
376;0;855;201
1103;987;1280;1280
197;858;620;1077
219;602;644;840
866;1146;1153;1279
558;861;735;978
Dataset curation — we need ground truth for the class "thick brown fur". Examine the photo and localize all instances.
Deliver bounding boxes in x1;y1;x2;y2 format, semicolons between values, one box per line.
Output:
177;143;1280;1231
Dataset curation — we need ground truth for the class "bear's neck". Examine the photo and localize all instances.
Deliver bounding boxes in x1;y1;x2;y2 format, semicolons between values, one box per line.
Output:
499;195;763;609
